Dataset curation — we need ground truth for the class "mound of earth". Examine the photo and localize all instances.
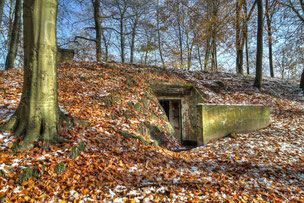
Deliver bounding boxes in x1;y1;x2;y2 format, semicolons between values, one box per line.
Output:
0;62;304;202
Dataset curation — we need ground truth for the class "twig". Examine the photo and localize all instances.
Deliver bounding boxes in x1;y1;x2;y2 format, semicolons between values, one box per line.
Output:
136;181;219;188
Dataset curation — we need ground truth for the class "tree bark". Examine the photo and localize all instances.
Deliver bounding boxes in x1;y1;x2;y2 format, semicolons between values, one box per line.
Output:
120;17;125;63
197;46;203;71
300;68;304;90
244;0;250;74
204;34;211;71
211;40;217;72
177;18;183;69
92;0;102;62
130;16;138;64
186;30;192;70
5;0;22;70
6;0;14;46
0;0;5;26
254;0;263;89
236;0;243;74
2;0;64;151
266;0;274;77
102;31;108;61
157;0;165;68
211;1;218;72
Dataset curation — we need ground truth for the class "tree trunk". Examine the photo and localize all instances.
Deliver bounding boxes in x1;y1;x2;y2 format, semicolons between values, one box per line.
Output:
204;35;211;71
211;40;217;72
93;0;102;62
235;0;244;75
266;0;274;77
5;0;21;70
156;0;165;67
244;0;250;75
6;0;14;46
0;0;5;26
186;31;192;70
120;17;125;63
254;0;263;89
197;46;203;71
187;48;192;70
236;49;244;74
177;19;183;69
130;16;138;64
144;49;148;65
2;0;64;151
300;68;304;90
210;1;218;72
157;28;165;68
102;31;108;62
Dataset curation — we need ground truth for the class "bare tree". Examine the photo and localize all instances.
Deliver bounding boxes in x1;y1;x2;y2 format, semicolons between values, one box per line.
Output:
254;0;263;89
265;0;277;77
0;0;5;26
92;0;102;62
235;0;257;75
5;0;21;70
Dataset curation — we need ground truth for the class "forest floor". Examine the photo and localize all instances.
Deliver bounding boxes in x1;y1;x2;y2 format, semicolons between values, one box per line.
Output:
0;62;304;202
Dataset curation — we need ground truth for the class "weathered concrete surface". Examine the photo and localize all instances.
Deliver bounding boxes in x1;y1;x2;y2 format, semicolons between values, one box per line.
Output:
197;104;270;146
57;48;74;63
150;82;205;144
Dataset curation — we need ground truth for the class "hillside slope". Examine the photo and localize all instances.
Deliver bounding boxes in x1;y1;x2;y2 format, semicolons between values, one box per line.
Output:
0;62;304;202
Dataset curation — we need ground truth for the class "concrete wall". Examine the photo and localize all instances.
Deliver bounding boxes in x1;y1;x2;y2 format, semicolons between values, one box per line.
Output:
57;48;74;63
197;104;270;146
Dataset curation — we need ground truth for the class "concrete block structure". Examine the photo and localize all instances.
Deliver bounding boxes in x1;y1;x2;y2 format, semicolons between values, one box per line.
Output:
57;48;75;63
150;82;270;146
196;104;270;146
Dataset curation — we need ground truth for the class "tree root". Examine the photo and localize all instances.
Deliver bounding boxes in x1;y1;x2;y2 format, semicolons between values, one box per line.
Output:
0;103;91;152
118;130;158;147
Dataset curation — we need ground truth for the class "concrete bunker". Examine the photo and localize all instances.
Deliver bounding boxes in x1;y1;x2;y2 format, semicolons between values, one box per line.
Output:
150;82;271;147
150;83;204;146
57;48;75;63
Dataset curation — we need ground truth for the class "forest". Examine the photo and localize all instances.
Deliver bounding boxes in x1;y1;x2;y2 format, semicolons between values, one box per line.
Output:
0;0;303;79
0;0;304;202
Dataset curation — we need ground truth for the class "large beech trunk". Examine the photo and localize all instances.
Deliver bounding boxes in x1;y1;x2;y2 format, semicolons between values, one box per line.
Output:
2;0;62;151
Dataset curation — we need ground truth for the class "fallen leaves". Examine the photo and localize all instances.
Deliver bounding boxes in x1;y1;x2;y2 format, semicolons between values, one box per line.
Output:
0;62;304;201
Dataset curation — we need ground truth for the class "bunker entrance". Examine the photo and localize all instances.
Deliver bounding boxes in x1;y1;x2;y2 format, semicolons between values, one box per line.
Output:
150;82;270;147
159;99;182;142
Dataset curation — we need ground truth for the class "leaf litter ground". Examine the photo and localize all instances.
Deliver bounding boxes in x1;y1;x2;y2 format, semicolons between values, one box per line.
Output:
0;62;304;202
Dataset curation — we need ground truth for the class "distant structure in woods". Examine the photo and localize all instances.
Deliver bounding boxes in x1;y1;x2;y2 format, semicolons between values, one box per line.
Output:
57;48;75;63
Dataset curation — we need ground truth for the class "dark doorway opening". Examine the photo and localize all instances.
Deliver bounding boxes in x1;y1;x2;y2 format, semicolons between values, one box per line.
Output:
159;100;169;118
159;99;182;143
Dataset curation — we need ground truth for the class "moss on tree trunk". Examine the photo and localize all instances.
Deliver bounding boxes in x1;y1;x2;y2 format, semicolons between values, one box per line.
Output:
2;0;64;151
